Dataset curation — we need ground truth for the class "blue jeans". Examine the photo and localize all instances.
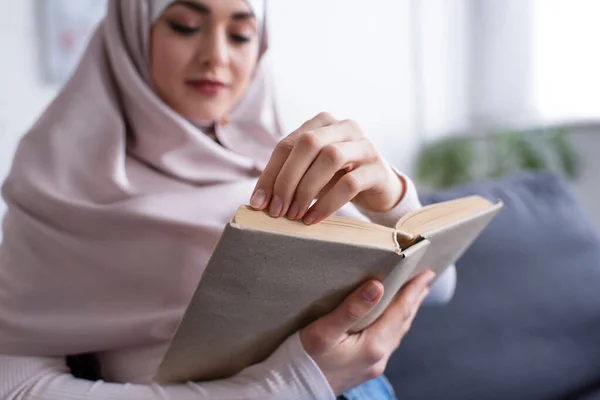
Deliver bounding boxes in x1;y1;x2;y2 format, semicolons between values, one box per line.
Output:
336;375;397;400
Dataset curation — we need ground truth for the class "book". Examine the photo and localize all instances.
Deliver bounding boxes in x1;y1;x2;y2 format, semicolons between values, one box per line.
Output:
154;195;503;383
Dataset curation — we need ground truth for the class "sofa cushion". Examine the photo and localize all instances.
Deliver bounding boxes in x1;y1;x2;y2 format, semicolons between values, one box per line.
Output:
386;173;600;400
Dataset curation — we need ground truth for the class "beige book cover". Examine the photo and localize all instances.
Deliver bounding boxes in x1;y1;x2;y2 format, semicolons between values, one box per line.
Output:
154;196;503;384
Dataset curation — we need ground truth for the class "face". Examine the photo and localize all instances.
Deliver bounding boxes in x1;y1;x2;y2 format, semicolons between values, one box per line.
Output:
150;0;260;123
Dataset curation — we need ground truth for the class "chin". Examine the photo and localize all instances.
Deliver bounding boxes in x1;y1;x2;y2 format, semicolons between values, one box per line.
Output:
181;106;227;125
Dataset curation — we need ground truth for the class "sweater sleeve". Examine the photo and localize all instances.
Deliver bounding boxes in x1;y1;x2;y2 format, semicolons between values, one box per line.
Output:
356;168;456;305
0;332;335;400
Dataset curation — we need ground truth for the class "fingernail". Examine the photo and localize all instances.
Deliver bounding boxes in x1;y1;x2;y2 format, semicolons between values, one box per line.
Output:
269;196;283;217
303;209;317;225
250;189;267;209
361;281;380;302
287;201;300;220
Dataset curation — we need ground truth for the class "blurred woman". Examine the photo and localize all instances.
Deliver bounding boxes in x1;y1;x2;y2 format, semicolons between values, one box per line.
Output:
0;1;455;399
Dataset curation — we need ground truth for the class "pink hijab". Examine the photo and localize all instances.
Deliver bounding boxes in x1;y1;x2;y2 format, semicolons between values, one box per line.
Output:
0;0;291;366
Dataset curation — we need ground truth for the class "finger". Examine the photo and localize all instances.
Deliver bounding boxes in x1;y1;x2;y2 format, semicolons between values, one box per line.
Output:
400;284;430;337
352;162;405;213
301;280;384;355
302;163;379;225
288;139;377;220
295;169;345;216
372;270;435;332
392;270;435;317
272;120;364;218
249;112;336;212
358;278;431;365
315;170;345;200
304;112;338;130
373;285;430;356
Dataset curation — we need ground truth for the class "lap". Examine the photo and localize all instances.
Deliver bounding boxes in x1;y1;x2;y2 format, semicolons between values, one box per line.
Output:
337;375;397;400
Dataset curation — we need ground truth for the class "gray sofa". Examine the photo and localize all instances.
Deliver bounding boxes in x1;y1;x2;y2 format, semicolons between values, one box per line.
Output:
386;172;600;400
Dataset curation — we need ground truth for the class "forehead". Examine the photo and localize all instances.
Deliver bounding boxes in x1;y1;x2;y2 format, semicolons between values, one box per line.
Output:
164;0;254;17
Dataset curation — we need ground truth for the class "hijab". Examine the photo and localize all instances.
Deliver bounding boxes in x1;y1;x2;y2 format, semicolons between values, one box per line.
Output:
0;0;367;382
0;0;271;372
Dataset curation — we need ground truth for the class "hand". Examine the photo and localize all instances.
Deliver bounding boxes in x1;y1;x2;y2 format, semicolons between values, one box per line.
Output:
300;270;435;395
250;112;406;224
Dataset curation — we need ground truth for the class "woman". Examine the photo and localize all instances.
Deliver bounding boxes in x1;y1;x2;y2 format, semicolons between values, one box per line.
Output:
0;0;455;399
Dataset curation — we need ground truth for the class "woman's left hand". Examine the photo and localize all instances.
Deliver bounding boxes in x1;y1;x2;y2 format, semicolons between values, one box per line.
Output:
250;112;406;224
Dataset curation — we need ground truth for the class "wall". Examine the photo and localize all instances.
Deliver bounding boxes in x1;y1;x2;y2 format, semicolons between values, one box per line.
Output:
533;0;600;122
0;1;61;217
469;0;537;130
267;0;418;171
567;124;600;230
415;0;471;141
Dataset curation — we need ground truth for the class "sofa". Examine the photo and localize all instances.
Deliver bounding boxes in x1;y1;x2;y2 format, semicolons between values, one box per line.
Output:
386;172;600;400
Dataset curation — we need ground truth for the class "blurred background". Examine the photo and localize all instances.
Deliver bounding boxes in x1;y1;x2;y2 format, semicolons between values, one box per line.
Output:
1;0;599;227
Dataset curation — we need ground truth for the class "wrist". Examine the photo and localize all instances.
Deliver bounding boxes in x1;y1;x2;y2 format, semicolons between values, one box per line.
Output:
375;164;406;213
351;163;407;213
387;165;407;211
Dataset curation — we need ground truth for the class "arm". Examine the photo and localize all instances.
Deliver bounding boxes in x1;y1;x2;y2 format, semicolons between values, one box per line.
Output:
0;333;335;400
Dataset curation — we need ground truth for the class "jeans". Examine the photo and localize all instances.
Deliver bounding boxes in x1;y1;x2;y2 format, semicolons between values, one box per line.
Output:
336;375;397;400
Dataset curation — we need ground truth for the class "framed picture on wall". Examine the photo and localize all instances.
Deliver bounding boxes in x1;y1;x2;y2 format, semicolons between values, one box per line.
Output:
39;0;107;84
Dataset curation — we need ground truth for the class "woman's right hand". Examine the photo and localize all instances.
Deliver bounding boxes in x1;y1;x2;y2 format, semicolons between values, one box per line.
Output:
300;270;435;396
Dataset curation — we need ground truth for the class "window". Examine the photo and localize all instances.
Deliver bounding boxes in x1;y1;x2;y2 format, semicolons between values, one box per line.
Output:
533;0;600;122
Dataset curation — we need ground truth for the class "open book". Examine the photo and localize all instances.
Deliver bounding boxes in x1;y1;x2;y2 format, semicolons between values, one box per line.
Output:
154;195;503;383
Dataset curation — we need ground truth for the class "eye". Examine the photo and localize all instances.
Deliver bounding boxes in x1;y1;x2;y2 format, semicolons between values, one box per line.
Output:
230;34;252;44
169;22;200;36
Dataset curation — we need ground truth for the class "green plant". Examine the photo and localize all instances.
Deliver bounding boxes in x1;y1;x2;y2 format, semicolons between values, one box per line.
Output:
415;127;581;189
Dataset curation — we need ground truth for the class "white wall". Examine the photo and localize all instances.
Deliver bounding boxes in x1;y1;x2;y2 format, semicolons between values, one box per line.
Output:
533;0;600;123
414;0;471;141
468;0;537;130
0;1;61;216
267;0;418;171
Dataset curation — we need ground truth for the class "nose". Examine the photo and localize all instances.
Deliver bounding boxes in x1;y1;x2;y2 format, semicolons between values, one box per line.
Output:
201;29;230;67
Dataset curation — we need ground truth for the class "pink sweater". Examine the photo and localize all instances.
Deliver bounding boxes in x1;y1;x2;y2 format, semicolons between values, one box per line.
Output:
0;177;456;400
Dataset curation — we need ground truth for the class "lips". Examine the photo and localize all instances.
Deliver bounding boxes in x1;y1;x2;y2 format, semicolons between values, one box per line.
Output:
186;78;228;96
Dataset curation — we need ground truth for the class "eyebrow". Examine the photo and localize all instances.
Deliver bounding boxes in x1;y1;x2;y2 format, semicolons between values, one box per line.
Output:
173;1;256;20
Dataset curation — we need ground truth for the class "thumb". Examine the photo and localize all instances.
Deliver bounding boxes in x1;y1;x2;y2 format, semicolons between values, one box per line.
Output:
301;280;384;355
